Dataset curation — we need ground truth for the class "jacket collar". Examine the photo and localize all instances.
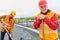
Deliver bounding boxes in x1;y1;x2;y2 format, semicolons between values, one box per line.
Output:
41;9;51;15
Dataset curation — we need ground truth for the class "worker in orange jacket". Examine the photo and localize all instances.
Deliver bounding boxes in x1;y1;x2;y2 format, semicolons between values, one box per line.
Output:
33;0;59;40
1;10;16;40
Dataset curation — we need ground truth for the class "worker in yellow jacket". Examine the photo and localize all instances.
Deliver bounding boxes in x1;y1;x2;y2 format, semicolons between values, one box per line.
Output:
1;10;16;40
34;0;59;40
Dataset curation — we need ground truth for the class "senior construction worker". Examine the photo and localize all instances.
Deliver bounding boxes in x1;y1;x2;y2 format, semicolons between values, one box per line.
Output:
33;0;59;40
1;10;16;40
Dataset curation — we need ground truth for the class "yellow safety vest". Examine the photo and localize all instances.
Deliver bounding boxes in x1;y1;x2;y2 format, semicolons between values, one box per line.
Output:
36;11;58;40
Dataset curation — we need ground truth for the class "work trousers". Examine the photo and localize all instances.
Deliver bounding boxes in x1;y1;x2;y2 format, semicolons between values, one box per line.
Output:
1;30;12;40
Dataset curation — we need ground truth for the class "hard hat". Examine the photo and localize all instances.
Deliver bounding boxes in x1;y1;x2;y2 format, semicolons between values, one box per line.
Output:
10;10;16;16
39;0;47;6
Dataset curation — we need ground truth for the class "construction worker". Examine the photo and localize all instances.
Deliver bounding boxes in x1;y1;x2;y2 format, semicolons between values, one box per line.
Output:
1;10;16;40
33;0;59;40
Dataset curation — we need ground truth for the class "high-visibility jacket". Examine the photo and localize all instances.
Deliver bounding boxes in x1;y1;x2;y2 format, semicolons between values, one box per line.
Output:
34;10;59;40
1;15;15;32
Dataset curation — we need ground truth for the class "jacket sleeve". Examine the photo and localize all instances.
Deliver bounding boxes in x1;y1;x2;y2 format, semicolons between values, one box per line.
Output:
0;15;6;22
33;17;42;29
10;19;15;32
44;14;59;30
11;19;15;26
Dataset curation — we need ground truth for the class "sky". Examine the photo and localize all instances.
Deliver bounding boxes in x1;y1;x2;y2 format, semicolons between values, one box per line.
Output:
0;0;60;18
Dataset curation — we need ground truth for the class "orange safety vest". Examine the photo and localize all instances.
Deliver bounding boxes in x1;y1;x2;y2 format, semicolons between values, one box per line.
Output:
36;11;58;40
2;15;14;32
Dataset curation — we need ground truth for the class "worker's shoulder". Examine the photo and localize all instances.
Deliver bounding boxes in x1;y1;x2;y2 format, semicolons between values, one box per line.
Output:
50;10;58;17
2;14;9;18
5;14;9;16
48;10;58;16
50;10;58;14
36;13;41;18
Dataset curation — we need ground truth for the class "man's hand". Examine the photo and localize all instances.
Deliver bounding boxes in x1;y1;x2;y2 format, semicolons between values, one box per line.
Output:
7;24;11;27
40;15;46;20
2;21;11;27
4;25;8;29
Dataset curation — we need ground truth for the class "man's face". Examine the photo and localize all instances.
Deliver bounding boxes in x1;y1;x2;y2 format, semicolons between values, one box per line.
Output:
39;5;48;13
10;14;14;18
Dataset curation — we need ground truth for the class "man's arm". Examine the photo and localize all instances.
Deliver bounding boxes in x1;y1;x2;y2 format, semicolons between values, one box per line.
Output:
11;19;15;27
0;15;6;19
44;14;59;30
0;15;5;22
33;17;42;29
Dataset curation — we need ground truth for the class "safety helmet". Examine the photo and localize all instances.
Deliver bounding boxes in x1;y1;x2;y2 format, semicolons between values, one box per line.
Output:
10;10;16;16
39;0;47;6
